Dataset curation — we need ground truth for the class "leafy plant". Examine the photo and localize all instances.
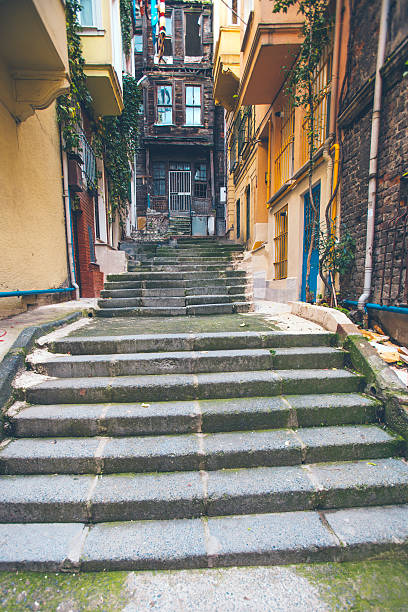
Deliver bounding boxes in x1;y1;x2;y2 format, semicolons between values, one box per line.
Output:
56;0;93;153
120;0;134;56
319;226;356;277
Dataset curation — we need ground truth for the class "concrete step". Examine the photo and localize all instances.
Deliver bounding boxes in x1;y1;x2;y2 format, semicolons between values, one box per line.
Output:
33;347;346;378
104;278;244;290
0;425;401;475
1;458;407;524
97;297;186;309
48;331;335;356
3;503;407;571
96;306;188;317
130;265;238;273
100;288;187;298
185;294;234;305
21;369;364;405
107;271;247;282
151;257;241;263
10;394;381;437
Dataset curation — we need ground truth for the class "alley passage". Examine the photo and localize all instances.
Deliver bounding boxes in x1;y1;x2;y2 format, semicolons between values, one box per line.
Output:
1;239;408;570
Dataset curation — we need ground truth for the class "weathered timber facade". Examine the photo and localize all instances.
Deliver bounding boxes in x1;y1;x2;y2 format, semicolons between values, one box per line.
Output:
134;0;225;236
339;0;408;310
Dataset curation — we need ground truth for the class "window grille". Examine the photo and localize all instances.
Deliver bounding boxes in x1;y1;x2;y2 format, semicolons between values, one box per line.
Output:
194;164;207;198
274;206;288;280
274;104;295;191
88;225;96;263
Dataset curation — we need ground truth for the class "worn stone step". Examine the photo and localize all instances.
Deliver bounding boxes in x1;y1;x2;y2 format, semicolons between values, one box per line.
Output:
186;303;235;316
151;257;240;264
98;297;187;309
100;288;187;298
0;425;401;475
104;278;243;290
1;503;408;571
185;294;233;305
33;347;346;378
185;285;248;296
107;271;247;282
1;458;407;524
21;369;364;405
96;306;188;317
48;331;335;355
10;394;380;438
132;264;237;272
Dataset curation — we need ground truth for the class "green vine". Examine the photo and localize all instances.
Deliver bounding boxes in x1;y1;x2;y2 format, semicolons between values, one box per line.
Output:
120;0;133;56
98;75;142;220
57;0;141;222
56;0;93;153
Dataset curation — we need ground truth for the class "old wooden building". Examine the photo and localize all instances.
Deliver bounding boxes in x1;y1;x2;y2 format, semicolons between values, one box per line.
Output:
134;0;225;236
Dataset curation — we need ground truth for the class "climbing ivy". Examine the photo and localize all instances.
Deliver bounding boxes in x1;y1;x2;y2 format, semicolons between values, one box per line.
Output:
57;0;141;222
56;0;93;153
120;0;134;56
98;75;142;220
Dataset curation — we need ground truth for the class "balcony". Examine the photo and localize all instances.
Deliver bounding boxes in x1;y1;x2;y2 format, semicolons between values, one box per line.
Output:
80;0;124;116
213;26;240;112
0;0;69;121
240;1;303;105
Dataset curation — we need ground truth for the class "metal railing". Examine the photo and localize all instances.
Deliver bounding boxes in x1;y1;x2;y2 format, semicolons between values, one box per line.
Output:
274;106;295;191
78;129;97;189
274;205;288;280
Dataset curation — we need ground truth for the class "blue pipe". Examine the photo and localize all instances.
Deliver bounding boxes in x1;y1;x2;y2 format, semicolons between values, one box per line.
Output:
344;300;408;315
0;288;75;298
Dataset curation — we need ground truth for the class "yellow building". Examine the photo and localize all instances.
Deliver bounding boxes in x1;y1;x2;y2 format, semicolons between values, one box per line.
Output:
0;0;128;316
0;0;71;316
213;0;343;304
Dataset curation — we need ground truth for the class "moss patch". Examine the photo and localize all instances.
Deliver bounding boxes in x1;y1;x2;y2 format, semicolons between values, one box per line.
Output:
296;556;408;611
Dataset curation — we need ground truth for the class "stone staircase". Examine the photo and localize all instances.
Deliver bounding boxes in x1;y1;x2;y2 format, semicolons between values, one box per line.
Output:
1;325;408;571
97;238;252;317
167;216;192;235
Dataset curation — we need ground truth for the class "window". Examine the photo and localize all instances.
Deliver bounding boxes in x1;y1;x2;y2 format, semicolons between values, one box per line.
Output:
194;164;207;198
156;85;172;124
169;162;190;170
88;225;96;263
185;86;201;125
246;184;251;240
152;161;166;195
79;0;94;26
274;206;288;279
185;12;201;56
134;34;143;52
163;13;173;56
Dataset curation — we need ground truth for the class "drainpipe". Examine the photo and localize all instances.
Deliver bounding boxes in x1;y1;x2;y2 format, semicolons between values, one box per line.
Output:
358;0;390;310
329;0;343;142
60;130;80;300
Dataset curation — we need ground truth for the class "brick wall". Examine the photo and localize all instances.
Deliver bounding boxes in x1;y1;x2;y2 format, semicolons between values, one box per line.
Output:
339;0;408;305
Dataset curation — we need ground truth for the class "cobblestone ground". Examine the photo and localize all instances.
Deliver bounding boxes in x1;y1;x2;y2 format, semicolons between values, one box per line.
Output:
1;558;408;611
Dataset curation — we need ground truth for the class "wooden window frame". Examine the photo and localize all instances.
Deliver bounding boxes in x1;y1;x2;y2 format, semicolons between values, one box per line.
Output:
184;10;203;57
155;83;173;125
184;84;203;126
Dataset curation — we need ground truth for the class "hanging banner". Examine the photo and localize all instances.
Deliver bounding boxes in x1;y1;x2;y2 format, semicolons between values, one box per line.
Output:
157;0;166;61
151;0;158;47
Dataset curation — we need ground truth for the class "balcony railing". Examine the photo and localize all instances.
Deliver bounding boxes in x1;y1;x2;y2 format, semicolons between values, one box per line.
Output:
79;129;97;190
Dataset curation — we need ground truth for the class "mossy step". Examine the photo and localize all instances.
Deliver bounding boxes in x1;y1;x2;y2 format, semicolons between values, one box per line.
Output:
0;425;401;475
48;331;335;356
10;394;380;437
32;347;346;378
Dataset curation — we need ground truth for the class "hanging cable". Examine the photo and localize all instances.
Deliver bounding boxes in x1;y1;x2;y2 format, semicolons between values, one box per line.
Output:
219;0;247;26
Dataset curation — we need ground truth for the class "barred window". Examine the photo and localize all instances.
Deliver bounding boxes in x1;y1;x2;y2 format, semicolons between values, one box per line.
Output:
274;206;288;280
194;164;207;198
152;161;166;195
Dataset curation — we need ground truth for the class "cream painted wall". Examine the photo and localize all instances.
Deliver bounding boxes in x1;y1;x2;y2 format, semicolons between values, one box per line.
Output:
0;102;68;315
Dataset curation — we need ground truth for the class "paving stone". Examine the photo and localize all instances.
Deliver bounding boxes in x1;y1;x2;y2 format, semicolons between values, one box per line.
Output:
206;511;338;566
91;471;204;521
324;504;408;559
203;429;302;470
0;523;86;570
206;465;315;515
81;519;207;570
297;425;404;463
309;457;408;508
0;438;102;474
0;474;94;522
286;393;380;427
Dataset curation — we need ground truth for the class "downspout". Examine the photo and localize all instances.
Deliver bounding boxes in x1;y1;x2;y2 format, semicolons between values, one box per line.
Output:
267;118;272;200
60;129;80;300
358;0;390;310
329;0;343;142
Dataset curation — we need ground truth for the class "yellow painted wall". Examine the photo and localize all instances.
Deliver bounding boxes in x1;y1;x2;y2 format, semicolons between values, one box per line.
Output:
0;100;68;316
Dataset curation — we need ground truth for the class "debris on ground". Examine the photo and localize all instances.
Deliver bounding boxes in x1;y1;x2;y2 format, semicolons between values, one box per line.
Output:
358;324;408;386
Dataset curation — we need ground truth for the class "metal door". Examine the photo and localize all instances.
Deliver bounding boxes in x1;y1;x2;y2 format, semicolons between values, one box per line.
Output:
169;170;191;214
301;183;320;302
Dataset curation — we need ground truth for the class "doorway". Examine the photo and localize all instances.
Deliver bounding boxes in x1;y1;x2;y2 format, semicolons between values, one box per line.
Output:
301;183;320;302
